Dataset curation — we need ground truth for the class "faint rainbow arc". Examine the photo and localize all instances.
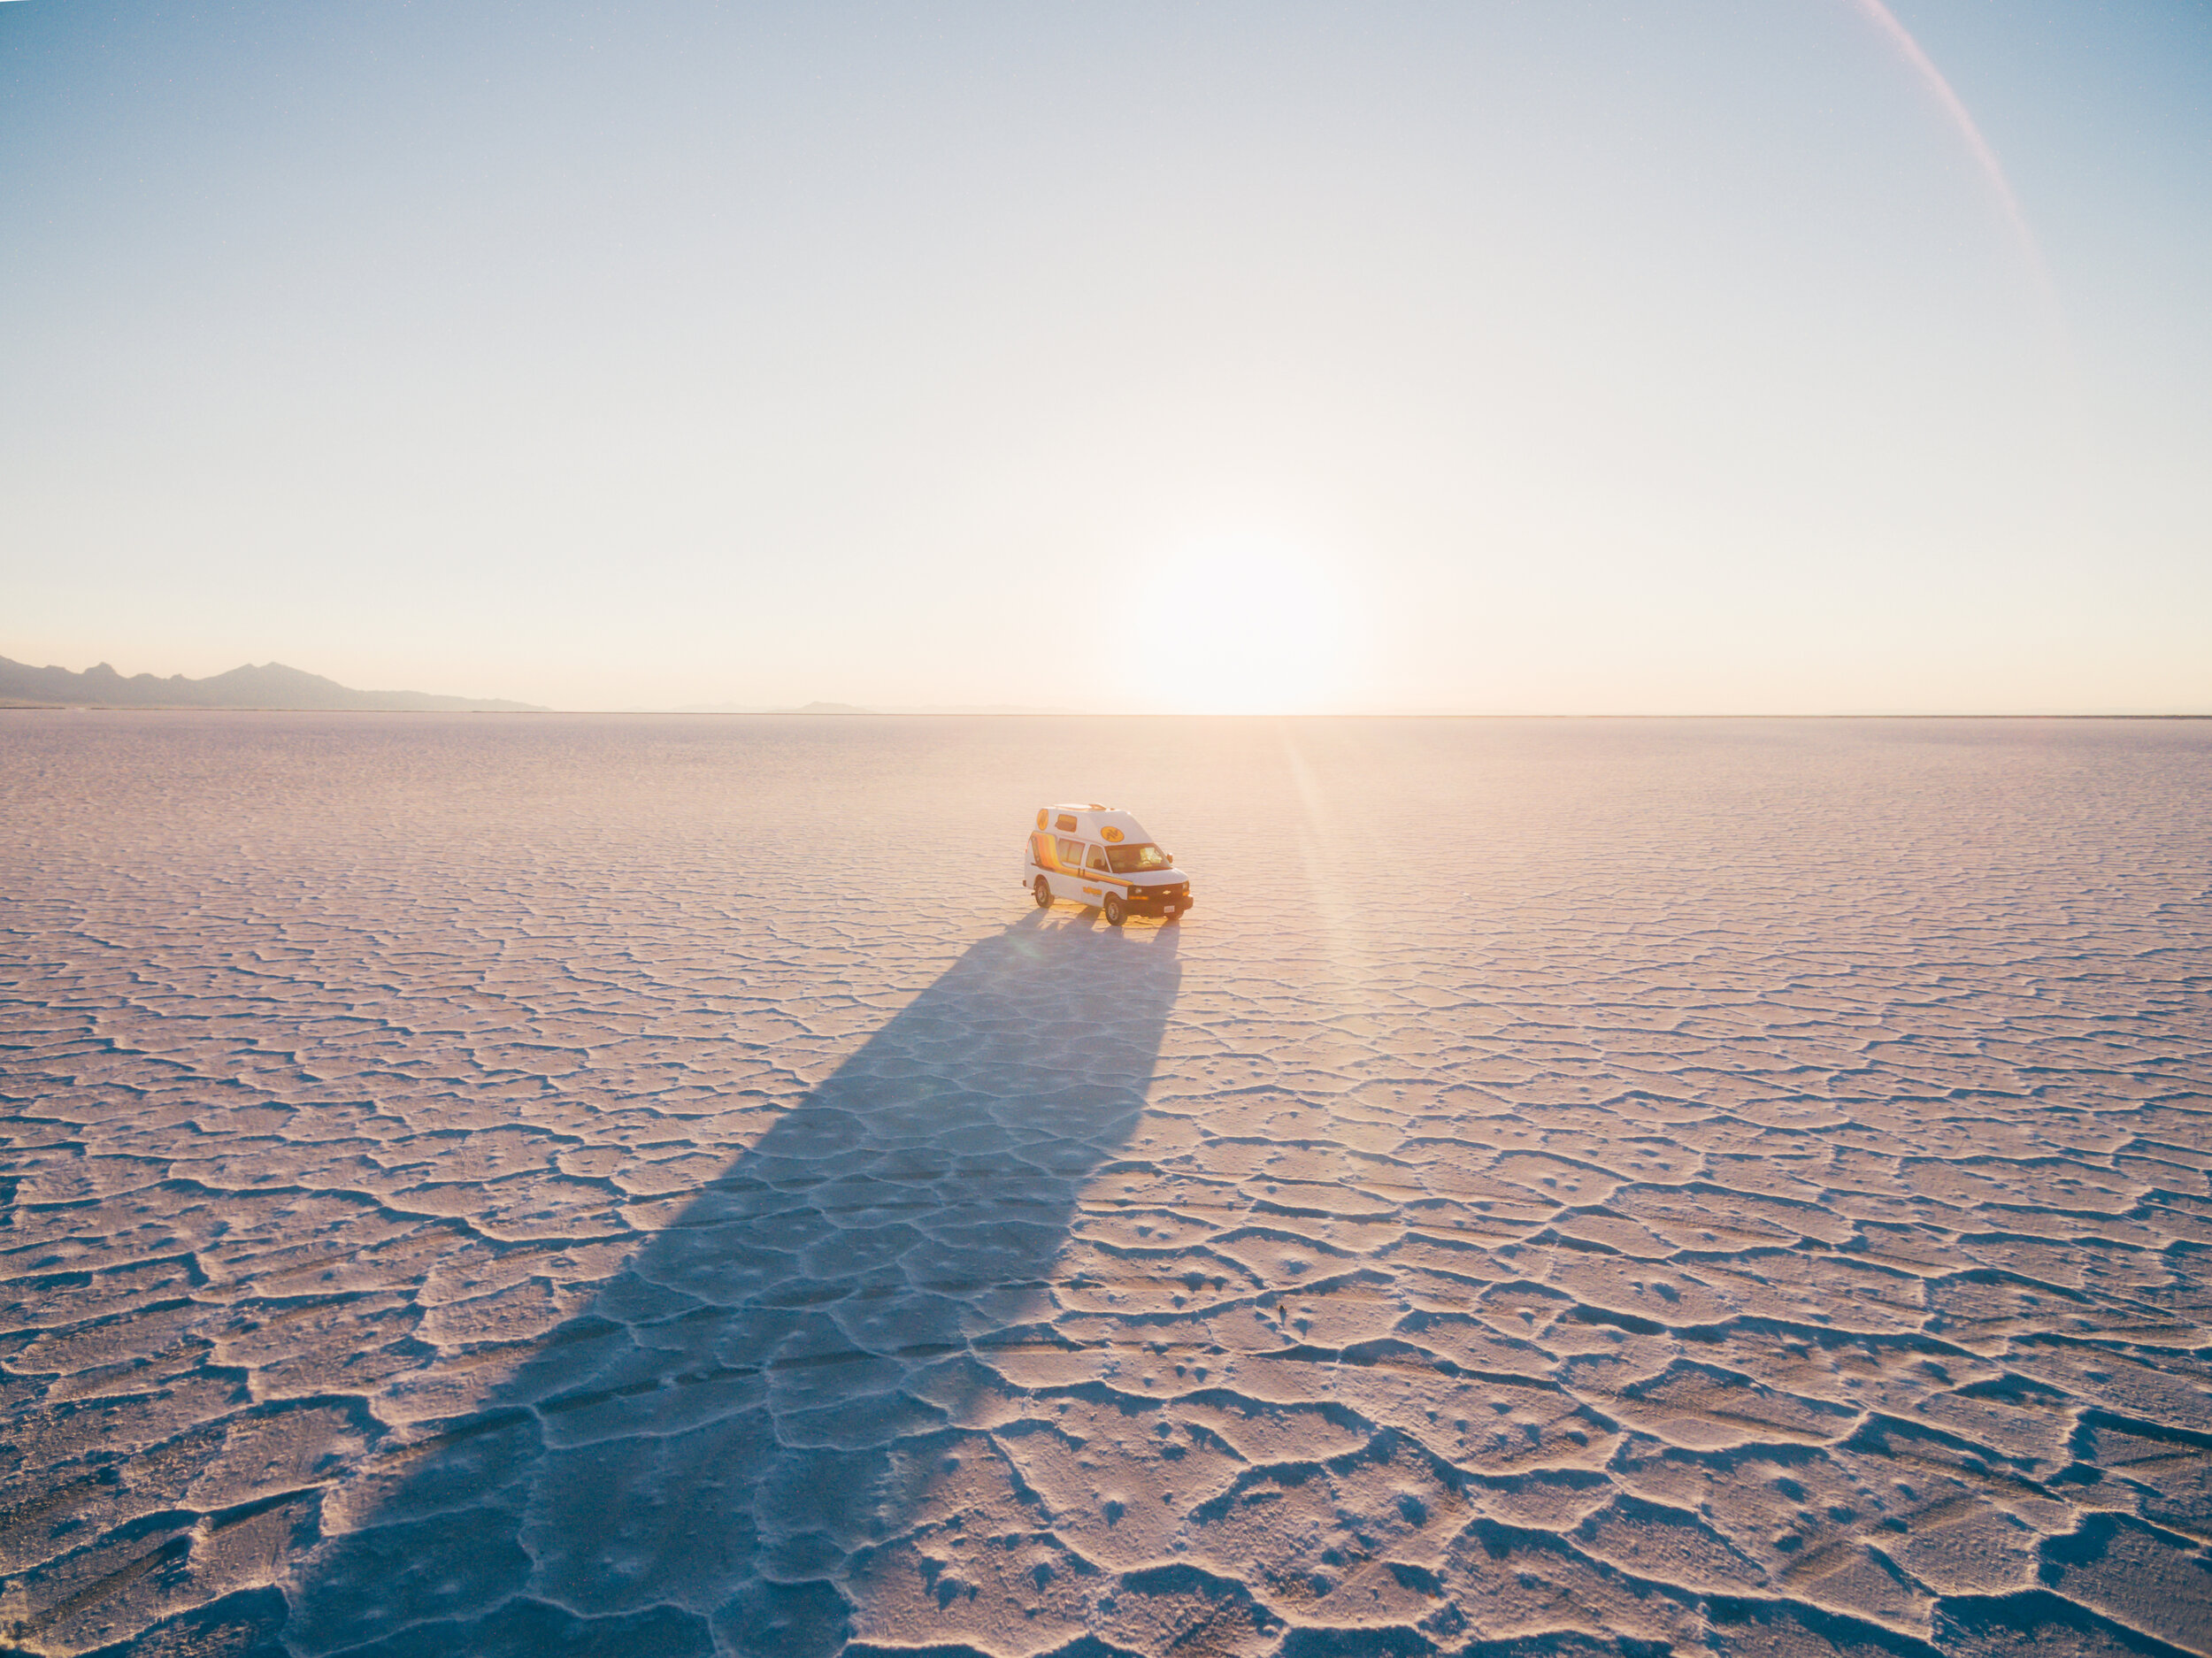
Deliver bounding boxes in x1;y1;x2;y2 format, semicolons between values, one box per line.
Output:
1847;0;2062;325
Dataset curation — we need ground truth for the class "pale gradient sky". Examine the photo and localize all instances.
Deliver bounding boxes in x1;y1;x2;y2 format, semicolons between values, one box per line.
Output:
4;2;2207;713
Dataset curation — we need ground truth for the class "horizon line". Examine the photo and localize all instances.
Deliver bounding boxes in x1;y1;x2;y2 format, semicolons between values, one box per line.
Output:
6;705;2208;721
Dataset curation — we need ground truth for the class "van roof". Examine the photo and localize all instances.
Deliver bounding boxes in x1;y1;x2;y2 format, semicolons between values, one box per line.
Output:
1041;802;1152;843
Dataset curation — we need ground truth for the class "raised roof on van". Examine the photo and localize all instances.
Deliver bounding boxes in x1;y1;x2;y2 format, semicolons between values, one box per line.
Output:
1038;803;1152;844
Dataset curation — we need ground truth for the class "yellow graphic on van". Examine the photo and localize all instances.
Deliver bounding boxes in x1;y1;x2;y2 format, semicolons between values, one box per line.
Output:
1101;825;1125;842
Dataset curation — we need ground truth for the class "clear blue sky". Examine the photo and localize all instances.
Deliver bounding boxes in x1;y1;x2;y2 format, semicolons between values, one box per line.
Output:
4;1;2207;712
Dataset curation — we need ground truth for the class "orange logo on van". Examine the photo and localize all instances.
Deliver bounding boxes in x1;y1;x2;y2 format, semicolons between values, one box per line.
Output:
1037;809;1048;829
1101;825;1124;842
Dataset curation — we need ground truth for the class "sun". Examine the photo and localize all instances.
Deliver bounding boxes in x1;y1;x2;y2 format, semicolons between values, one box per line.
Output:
1131;535;1356;714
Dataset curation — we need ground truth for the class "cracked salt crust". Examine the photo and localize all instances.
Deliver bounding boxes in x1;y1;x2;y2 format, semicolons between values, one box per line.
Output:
0;712;2208;1657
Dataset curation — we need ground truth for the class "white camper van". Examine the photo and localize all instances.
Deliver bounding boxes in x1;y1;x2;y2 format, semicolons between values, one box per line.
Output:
1024;803;1193;926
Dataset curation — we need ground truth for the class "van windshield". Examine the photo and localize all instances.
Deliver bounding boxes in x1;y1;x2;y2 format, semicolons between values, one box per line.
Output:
1106;842;1172;874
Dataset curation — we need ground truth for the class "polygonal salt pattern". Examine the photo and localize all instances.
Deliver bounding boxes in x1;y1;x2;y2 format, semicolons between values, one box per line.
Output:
1;712;2208;1657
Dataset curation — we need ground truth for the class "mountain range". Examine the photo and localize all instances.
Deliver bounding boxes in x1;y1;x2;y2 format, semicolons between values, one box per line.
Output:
0;657;542;712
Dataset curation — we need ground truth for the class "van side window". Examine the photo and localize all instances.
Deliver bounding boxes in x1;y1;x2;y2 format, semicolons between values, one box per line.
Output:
1087;844;1110;872
1056;837;1085;868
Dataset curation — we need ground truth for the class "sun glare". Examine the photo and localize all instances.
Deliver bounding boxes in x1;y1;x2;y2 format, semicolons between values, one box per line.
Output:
1132;536;1356;714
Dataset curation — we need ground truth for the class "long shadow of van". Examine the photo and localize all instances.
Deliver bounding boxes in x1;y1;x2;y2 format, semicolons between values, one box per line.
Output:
288;910;1179;1657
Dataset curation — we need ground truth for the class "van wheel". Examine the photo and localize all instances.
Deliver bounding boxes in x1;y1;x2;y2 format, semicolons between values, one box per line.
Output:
1033;876;1053;909
1102;894;1127;926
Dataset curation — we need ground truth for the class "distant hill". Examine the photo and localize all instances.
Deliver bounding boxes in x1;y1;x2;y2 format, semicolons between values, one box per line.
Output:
0;656;543;712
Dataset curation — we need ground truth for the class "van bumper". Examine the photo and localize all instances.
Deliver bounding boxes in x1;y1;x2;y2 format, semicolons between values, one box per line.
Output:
1126;888;1193;917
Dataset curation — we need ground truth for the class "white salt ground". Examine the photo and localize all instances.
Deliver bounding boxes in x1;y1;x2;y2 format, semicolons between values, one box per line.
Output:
0;712;2208;1658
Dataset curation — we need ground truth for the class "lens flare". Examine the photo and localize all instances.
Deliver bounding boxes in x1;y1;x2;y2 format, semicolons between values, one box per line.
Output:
1847;0;2061;327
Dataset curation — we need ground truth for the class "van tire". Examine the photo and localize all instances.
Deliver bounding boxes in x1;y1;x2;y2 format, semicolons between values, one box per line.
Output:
1102;894;1127;926
1033;877;1053;909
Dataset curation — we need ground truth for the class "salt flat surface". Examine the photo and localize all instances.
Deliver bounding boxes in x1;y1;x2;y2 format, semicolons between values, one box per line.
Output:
2;713;2208;1658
